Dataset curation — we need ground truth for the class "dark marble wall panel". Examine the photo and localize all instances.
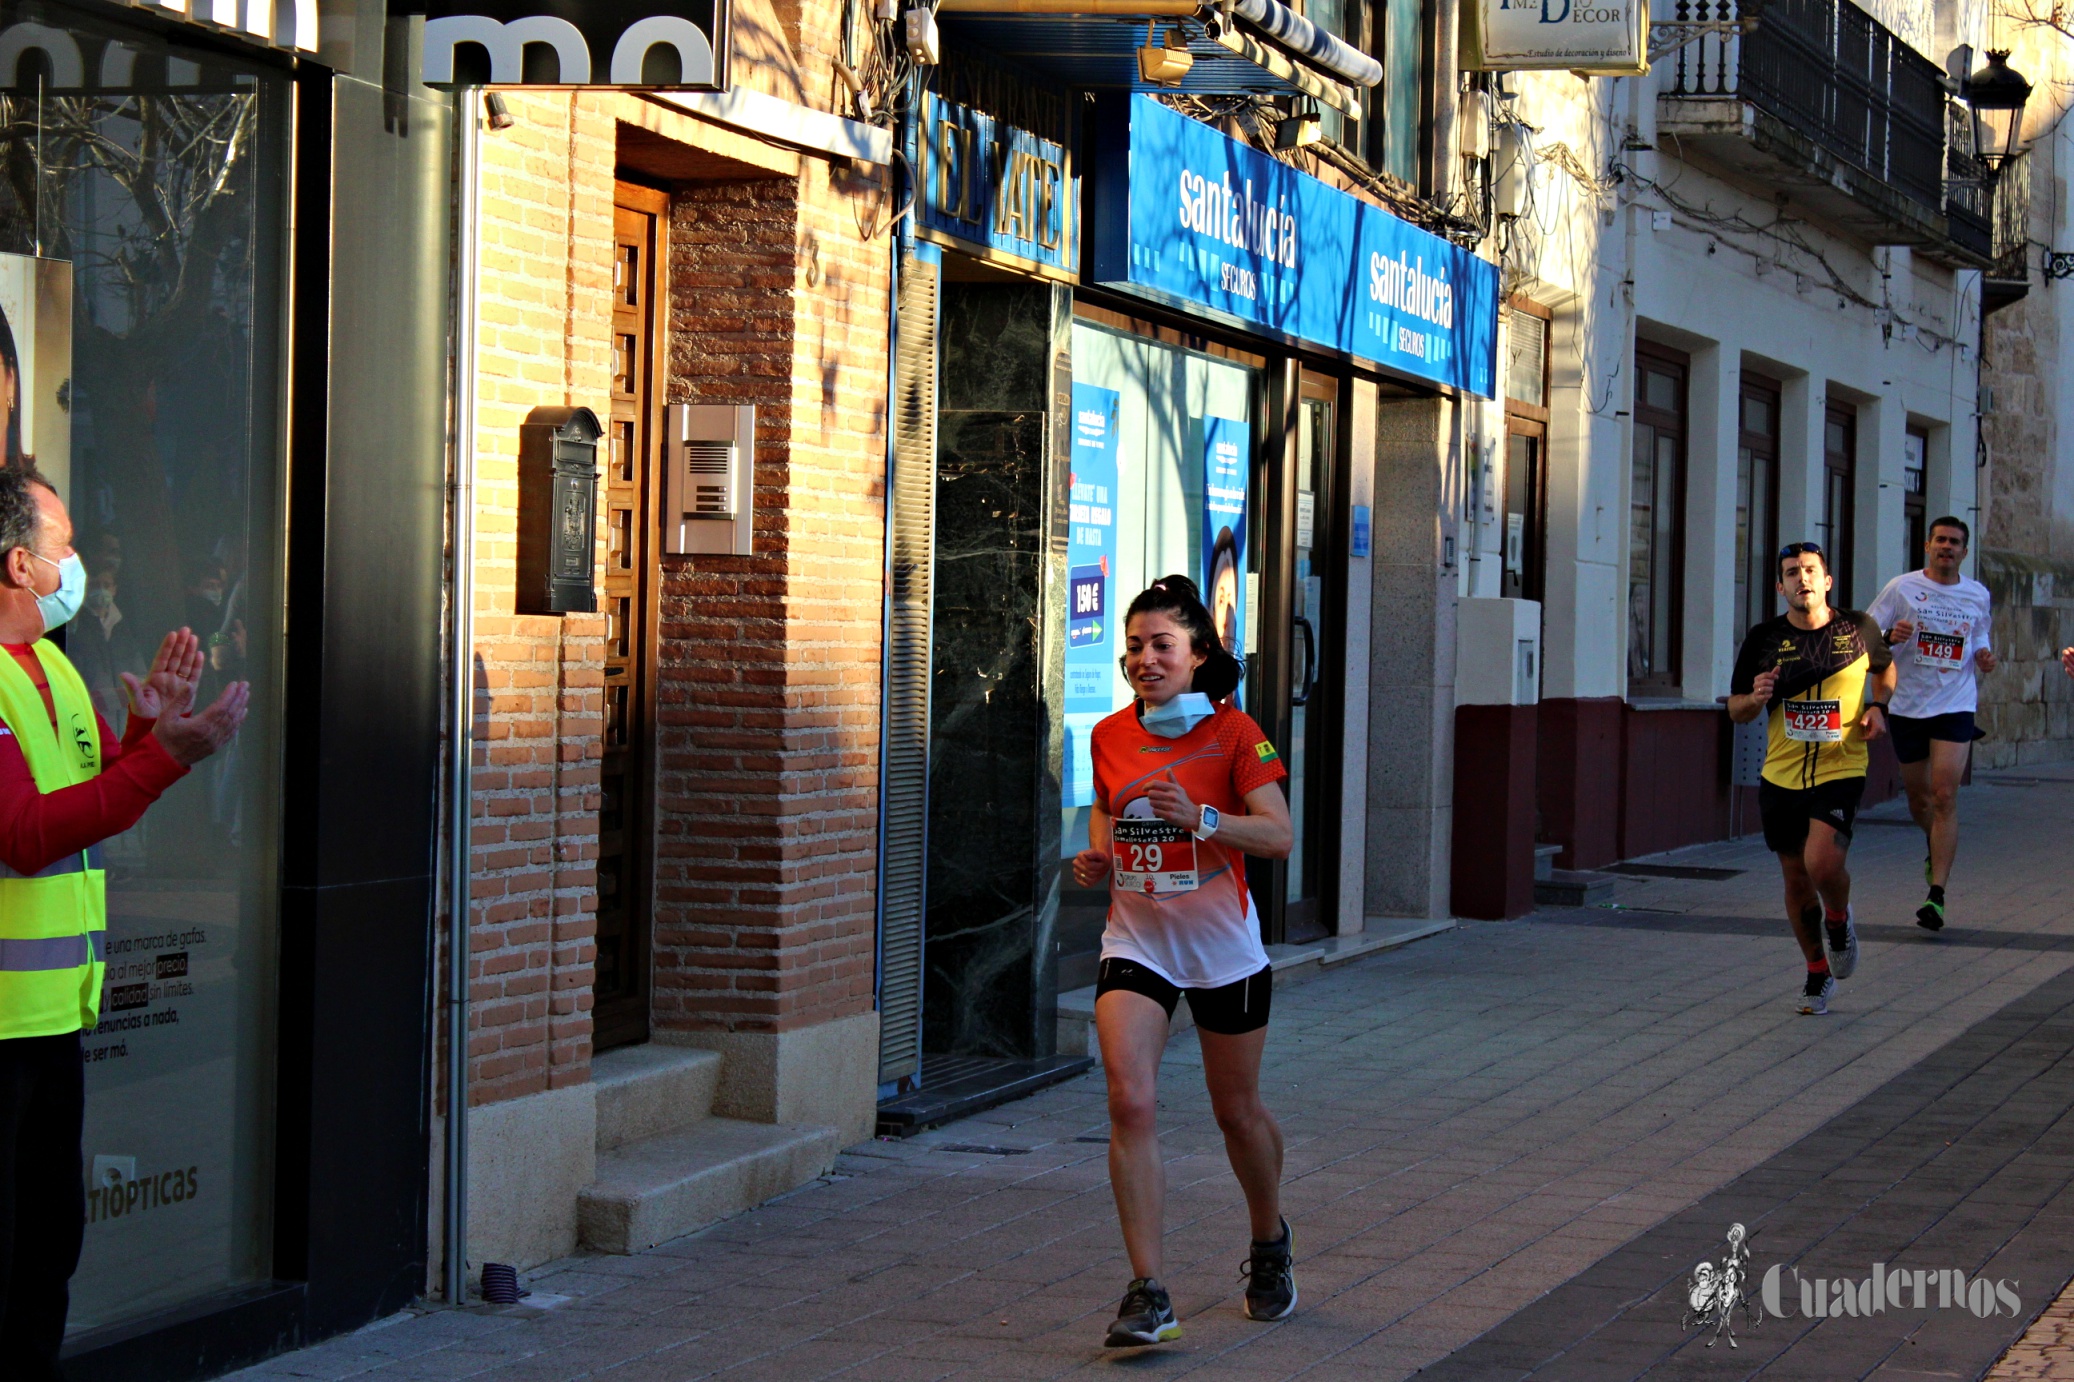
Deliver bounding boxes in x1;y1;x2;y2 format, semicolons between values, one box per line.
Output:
923;281;1062;1060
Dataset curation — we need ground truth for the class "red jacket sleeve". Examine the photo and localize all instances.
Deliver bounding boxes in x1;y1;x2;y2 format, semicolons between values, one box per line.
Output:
0;711;189;876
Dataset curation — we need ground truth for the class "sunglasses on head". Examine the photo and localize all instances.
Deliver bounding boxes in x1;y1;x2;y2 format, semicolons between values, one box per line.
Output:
1778;542;1825;561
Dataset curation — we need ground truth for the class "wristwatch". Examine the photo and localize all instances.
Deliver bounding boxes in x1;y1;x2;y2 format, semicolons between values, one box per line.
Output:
1194;804;1221;840
1868;702;1889;714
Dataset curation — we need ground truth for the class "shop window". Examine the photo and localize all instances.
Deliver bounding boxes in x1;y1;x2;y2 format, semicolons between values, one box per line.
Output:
0;2;287;1334
1629;344;1687;695
1059;315;1262;965
1904;425;1929;569
1735;376;1781;638
1823;404;1857;608
1502;301;1549;605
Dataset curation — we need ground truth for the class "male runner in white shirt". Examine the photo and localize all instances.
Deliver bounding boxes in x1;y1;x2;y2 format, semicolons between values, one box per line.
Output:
1866;516;1997;931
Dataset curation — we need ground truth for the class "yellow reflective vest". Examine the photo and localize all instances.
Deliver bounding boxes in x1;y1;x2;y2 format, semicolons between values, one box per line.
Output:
0;641;106;1040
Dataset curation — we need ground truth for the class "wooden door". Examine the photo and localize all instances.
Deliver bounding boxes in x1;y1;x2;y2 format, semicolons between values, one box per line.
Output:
596;183;665;1051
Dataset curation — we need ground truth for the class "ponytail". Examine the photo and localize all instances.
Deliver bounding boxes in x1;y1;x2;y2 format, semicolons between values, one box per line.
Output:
1123;574;1244;702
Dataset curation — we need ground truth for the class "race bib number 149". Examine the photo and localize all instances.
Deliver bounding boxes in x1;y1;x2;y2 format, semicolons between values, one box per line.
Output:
1112;816;1199;894
1916;627;1965;670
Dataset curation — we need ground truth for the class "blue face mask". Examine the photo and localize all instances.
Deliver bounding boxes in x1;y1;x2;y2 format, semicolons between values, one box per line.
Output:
32;552;85;634
1140;691;1214;738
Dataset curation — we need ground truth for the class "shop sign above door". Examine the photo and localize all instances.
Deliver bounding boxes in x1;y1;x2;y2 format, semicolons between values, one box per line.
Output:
1463;0;1649;74
1090;95;1499;399
916;92;1075;280
414;0;729;88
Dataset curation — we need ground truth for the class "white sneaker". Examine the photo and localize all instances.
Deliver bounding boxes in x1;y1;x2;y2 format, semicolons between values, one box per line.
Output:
1827;906;1860;981
1800;971;1837;1016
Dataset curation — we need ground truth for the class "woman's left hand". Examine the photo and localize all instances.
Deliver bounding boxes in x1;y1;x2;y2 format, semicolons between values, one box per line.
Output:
1144;771;1198;830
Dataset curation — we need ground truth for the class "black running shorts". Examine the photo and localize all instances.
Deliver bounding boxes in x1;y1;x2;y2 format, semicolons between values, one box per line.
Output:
1758;776;1866;856
1887;710;1983;765
1095;957;1272;1035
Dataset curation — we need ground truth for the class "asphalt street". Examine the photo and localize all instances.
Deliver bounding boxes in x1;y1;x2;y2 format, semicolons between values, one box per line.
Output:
223;764;2074;1381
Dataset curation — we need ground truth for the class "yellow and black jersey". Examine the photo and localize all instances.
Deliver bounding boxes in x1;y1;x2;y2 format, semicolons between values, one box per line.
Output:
1730;610;1893;790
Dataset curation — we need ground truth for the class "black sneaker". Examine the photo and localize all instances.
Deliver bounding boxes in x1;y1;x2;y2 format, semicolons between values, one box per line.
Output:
1241;1218;1298;1321
1917;898;1946;931
1104;1277;1180;1347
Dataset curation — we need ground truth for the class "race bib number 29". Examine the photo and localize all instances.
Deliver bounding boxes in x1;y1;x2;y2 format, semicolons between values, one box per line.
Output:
1916;627;1965;670
1784;699;1843;743
1112;816;1199;894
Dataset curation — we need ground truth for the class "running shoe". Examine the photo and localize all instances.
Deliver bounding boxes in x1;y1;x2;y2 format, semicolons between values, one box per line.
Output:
1241;1218;1298;1322
1800;971;1836;1016
1827;906;1860;981
1105;1277;1180;1347
1917;898;1946;932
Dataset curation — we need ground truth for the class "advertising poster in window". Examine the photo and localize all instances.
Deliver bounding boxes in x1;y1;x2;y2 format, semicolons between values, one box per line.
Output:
1065;383;1120;807
1201;414;1248;705
0;253;73;490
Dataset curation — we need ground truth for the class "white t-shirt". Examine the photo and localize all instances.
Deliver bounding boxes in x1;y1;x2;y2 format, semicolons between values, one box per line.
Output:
1866;570;1994;718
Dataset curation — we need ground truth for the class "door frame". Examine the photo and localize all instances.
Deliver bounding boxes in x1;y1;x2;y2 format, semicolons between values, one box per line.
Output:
595;180;668;1052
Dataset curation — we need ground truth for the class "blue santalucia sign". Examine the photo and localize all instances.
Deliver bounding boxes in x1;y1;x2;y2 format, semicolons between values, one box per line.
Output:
1090;95;1500;399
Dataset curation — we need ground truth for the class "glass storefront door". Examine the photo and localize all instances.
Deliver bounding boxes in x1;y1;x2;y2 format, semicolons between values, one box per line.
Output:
1283;379;1336;936
0;4;287;1333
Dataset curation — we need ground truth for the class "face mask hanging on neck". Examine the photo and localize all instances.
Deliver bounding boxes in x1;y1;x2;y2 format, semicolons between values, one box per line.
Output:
1140;692;1214;738
34;553;85;634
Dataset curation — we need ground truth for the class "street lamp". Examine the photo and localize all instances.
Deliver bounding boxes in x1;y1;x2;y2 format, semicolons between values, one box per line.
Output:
1965;49;2032;177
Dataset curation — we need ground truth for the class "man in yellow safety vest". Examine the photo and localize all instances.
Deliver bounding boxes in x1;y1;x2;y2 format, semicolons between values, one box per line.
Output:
0;466;248;1376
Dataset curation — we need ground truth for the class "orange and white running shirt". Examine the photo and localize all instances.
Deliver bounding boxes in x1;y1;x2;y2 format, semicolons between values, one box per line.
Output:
1091;702;1288;988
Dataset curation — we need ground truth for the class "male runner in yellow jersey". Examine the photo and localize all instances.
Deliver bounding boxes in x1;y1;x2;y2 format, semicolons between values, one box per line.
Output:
1728;543;1896;1015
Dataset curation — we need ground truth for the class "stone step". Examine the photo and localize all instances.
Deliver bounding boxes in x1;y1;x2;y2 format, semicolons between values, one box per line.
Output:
578;1117;840;1255
592;1044;723;1151
1535;868;1618;907
1534;843;1563;881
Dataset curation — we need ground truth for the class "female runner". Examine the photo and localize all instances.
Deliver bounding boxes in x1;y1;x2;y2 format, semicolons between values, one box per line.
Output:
1072;575;1296;1348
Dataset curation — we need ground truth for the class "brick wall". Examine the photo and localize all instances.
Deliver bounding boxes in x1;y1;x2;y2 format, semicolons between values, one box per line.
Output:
652;158;889;1039
455;72;893;1108
463;91;616;1107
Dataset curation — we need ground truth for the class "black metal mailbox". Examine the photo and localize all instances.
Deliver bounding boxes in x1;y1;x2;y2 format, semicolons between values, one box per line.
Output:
517;405;602;614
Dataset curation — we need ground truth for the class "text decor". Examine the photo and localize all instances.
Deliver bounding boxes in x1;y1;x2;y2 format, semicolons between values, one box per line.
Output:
1466;0;1648;73
1091;95;1499;398
917;93;1076;277
415;0;729;89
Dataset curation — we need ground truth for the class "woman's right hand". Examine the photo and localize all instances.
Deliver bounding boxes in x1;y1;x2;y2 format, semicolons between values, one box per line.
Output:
1072;847;1110;888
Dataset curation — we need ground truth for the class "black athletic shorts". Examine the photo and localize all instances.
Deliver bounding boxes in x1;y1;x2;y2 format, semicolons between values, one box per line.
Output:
1758;776;1866;856
1888;710;1984;765
1095;957;1272;1035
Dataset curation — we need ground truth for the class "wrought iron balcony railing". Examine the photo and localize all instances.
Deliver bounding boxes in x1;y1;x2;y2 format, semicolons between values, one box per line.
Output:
1946;115;2029;280
1666;0;1946;212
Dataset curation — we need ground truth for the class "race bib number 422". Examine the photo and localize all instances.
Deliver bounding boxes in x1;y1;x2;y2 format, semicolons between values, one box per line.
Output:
1112;815;1199;894
1916;627;1965;669
1784;699;1843;743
